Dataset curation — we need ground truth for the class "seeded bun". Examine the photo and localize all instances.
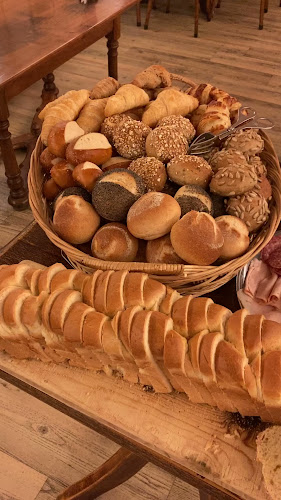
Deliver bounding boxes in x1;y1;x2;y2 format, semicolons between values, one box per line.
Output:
53;195;100;244
255;175;272;200
146;234;184;264
167;155;213;189
145;126;188;163
113;117;151;159
128;157;167;191
92;168;146;221
156;115;196;142
174;185;213;216
170;211;224;265
226;191;270;232
101;114;131;143
248;155;267;177
224;129;264;159
209;149;248;174
210;164;258;196
215;215;250;260
91;222;138;262
127;192;181;240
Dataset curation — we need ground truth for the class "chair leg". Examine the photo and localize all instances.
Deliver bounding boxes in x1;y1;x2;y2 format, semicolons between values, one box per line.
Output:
194;0;200;37
259;0;265;28
136;1;141;26
264;0;268;12
144;0;154;29
216;0;221;7
166;0;171;13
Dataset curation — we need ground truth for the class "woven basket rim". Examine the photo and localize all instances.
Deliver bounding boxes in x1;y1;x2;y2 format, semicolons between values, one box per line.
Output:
28;77;281;294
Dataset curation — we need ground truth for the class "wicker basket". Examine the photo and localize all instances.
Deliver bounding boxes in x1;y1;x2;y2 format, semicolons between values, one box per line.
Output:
28;76;281;295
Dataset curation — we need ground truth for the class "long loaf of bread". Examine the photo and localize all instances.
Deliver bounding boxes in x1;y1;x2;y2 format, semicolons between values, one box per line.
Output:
1;261;281;423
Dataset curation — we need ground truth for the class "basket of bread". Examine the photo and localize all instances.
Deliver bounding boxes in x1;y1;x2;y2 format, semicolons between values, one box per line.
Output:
28;65;281;295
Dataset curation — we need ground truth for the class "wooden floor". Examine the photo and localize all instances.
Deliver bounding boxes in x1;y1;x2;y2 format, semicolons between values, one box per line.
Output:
0;0;280;498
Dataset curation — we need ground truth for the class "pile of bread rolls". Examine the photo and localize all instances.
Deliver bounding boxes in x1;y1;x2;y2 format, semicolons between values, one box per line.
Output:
1;261;281;424
39;65;272;266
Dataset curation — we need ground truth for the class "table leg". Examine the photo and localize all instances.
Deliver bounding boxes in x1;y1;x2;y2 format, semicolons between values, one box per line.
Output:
264;0;268;12
144;0;153;29
259;0;265;28
194;0;200;37
56;446;148;500
0;92;29;210
106;17;120;80
136;1;141;26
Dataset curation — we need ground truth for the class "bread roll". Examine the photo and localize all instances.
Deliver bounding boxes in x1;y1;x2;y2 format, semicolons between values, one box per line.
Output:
40;148;58;172
47;120;84;157
174;185;213;216
53;195;100;244
215;215;250;260
224;129;264;158
101;114;131;143
146;126;188;163
91;223;138;262
128;157;167;191
167;155;213;189
42;178;61;201
102;156;131;172
50;160;75;189
210;164;258;197
226;191;270;232
54;187;91;210
170;211;224;265
156;115;195;142
209;149;247;174
72;162;102;191
92;169;146;221
66;133;112;166
113;118;151;160
127;192;181;240
146;234;184;264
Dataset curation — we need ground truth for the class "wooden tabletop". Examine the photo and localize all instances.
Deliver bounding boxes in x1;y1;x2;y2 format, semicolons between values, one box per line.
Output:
0;223;268;500
0;0;137;99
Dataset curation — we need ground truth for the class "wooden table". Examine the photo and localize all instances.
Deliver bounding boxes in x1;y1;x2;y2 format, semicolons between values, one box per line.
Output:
0;0;137;211
0;222;269;500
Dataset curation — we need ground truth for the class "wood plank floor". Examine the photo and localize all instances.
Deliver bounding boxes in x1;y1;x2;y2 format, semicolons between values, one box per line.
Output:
0;0;281;498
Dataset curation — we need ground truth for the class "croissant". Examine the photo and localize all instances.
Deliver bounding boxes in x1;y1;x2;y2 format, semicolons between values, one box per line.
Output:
132;64;172;89
142;88;199;128
188;83;214;104
190;104;208;128
41;89;89;144
1;261;281;423
197;100;231;135
39;90;78;120
90;77;120;99
76;98;108;133
189;84;242;118
104;84;149;117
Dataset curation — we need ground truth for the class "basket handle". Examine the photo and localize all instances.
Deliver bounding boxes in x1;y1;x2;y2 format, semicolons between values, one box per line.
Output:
170;73;197;89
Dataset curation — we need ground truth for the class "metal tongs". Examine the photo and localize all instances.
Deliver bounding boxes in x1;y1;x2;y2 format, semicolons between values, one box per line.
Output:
189;106;274;156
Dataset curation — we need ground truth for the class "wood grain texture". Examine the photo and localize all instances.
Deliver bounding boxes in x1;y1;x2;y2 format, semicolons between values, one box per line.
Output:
0;353;269;500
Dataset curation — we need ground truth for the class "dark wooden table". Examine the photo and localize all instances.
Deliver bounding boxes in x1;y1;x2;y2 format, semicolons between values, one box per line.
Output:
0;0;137;211
0;222;269;500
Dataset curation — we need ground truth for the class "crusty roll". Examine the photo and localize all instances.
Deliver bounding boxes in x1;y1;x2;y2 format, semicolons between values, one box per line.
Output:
146;126;188;163
127;192;181;240
156;115;195;142
66;133;112;166
91;223;139;262
146;234;184;264
128;157;167;192
47;120;84;157
215;215;250;260
72;162;102;192
113;118;151;160
167;155;213;189
53;195;100;244
170;211;224;265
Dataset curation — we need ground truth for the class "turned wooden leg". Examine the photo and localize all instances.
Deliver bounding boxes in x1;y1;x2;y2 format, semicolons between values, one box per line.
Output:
264;0;268;12
259;0;265;28
194;0;200;37
216;0;221;7
136;1;141;26
199;491;215;500
166;0;171;13
0;92;28;210
106;17;120;80
144;0;153;29
57;447;148;500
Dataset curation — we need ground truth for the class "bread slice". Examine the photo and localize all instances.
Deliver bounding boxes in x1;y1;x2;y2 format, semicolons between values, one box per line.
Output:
50;269;82;292
101;316;130;377
49;289;82;336
0;262;44;291
143;278;166;311
110;311;139;383
256;426;281;500
118;305;143;353
262;320;281;352
159;287;181;316
130;310;172;392
82;270;103;307
199;331;238;412
164;330;204;403
94;270;115;314
123;273;148;308
261;351;281;423
106;270;128;317
171;296;193;337
187;297;214;337
24;268;44;295
225;309;249;357
206;303;232;333
63;302;93;367
21;292;52;362
82;310;112;374
188;331;218;407
37;263;66;294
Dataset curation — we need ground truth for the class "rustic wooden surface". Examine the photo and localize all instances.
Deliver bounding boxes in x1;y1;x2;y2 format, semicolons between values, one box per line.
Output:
0;222;268;500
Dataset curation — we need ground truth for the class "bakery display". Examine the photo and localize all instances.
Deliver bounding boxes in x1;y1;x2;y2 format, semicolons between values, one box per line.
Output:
91;222;139;262
92;169;146;221
1;261;281;424
35;65;280;286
